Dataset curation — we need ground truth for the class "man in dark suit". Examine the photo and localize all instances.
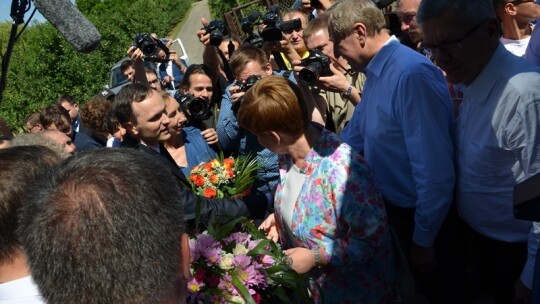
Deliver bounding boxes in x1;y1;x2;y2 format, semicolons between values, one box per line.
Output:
111;83;260;224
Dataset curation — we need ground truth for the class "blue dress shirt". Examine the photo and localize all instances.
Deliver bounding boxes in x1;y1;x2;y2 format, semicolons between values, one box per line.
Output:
452;44;540;289
341;37;455;247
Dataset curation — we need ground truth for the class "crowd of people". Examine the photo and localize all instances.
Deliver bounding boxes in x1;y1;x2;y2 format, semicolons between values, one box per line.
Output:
1;0;540;303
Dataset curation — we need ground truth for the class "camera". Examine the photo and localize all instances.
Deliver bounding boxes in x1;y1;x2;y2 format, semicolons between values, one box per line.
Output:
204;20;229;46
239;75;261;92
241;5;303;44
233;75;261;112
132;33;170;63
133;33;158;56
298;50;333;86
175;93;211;121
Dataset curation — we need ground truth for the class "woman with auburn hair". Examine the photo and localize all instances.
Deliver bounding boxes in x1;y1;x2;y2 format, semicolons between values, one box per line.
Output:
237;75;398;303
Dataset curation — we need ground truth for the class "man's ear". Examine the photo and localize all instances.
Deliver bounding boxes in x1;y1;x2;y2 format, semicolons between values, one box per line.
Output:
353;22;368;46
264;62;273;76
504;2;517;16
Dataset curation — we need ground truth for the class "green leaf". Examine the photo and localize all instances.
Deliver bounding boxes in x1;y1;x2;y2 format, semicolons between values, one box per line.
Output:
231;276;256;304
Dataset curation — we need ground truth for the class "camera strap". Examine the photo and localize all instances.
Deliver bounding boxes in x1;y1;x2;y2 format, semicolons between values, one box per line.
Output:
216;47;235;83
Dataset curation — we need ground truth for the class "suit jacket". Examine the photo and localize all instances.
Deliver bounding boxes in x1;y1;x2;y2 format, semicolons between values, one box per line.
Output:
120;134;251;224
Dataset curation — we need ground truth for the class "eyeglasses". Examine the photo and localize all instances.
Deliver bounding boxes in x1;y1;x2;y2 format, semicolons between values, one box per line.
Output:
510;0;535;4
421;20;487;57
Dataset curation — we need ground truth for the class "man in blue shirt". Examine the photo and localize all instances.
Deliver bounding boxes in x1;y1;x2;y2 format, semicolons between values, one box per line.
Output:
418;0;540;303
329;0;456;302
217;46;281;217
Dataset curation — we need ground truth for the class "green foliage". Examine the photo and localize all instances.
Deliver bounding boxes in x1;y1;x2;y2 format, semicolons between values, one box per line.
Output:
0;0;193;129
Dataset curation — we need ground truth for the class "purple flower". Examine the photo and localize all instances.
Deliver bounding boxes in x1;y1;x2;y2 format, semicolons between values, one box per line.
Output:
224;231;251;245
202;247;222;265
233;254;252;268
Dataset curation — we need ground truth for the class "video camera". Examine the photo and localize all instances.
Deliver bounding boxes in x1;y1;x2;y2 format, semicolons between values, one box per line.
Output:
204;20;229;46
132;33;170;63
175;93;211;122
241;5;302;46
298;50;333;86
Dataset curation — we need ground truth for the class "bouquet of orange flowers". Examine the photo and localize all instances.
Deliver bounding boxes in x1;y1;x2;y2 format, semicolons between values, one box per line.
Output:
189;154;259;198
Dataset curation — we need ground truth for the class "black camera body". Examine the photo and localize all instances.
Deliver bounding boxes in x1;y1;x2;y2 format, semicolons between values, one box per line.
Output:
133;33;158;56
298;50;333;85
205;20;229;46
175;93;211;122
132;33;170;63
241;5;303;44
239;75;261;92
233;75;262;112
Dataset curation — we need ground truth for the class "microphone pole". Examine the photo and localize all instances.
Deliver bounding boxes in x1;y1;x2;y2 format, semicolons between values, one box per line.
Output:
0;0;29;103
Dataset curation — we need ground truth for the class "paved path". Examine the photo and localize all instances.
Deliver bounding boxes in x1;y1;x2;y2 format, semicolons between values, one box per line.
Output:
177;0;211;65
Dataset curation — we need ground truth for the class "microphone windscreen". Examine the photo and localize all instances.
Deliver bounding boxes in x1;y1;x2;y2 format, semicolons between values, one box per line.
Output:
33;0;101;53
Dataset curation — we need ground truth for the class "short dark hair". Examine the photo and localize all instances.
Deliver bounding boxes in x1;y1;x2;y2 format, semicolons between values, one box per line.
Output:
40;104;72;129
120;59;135;72
0;146;61;262
180;63;212;92
56;94;77;106
112;83;154;124
19;148;185;304
229;45;269;77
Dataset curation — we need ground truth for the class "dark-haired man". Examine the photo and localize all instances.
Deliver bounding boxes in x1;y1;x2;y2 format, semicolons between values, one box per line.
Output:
0;146;61;304
40;104;100;152
19;149;188;304
112;83;255;223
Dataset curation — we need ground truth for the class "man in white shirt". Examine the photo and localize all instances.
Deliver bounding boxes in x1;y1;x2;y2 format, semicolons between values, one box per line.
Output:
0;146;62;304
493;0;540;56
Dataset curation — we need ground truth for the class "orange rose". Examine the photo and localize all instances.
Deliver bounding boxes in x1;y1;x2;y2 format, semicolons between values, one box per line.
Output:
203;163;213;172
226;168;234;179
190;174;205;187
203;188;217;198
209;174;219;184
223;158;235;169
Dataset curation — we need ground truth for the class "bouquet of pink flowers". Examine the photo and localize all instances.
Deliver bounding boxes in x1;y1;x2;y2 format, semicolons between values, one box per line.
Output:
187;218;312;304
189;154;258;198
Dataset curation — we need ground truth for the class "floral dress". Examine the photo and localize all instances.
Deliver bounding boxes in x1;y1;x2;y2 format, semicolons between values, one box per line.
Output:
274;128;399;303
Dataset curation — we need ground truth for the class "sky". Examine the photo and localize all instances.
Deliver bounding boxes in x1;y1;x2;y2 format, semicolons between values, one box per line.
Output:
1;1;46;23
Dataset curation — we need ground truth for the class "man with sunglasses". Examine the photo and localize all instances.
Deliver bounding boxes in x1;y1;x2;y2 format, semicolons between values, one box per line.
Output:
418;1;540;303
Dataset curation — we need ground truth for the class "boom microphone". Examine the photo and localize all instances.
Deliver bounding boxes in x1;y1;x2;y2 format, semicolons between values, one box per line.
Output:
33;0;101;53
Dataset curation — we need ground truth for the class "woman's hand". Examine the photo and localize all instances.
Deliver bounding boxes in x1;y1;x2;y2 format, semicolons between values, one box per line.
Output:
283;247;316;274
258;213;279;242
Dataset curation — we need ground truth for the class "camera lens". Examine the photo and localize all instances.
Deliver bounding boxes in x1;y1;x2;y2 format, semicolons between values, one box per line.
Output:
141;42;156;56
299;62;322;85
209;31;223;46
188;98;210;120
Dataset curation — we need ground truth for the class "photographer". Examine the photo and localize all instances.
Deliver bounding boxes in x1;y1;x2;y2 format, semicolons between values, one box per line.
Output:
217;46;326;214
264;9;310;70
178;64;219;147
196;18;239;106
293;13;365;134
156;47;187;91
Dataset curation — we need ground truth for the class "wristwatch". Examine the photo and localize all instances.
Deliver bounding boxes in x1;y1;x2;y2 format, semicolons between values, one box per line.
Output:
340;84;353;100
